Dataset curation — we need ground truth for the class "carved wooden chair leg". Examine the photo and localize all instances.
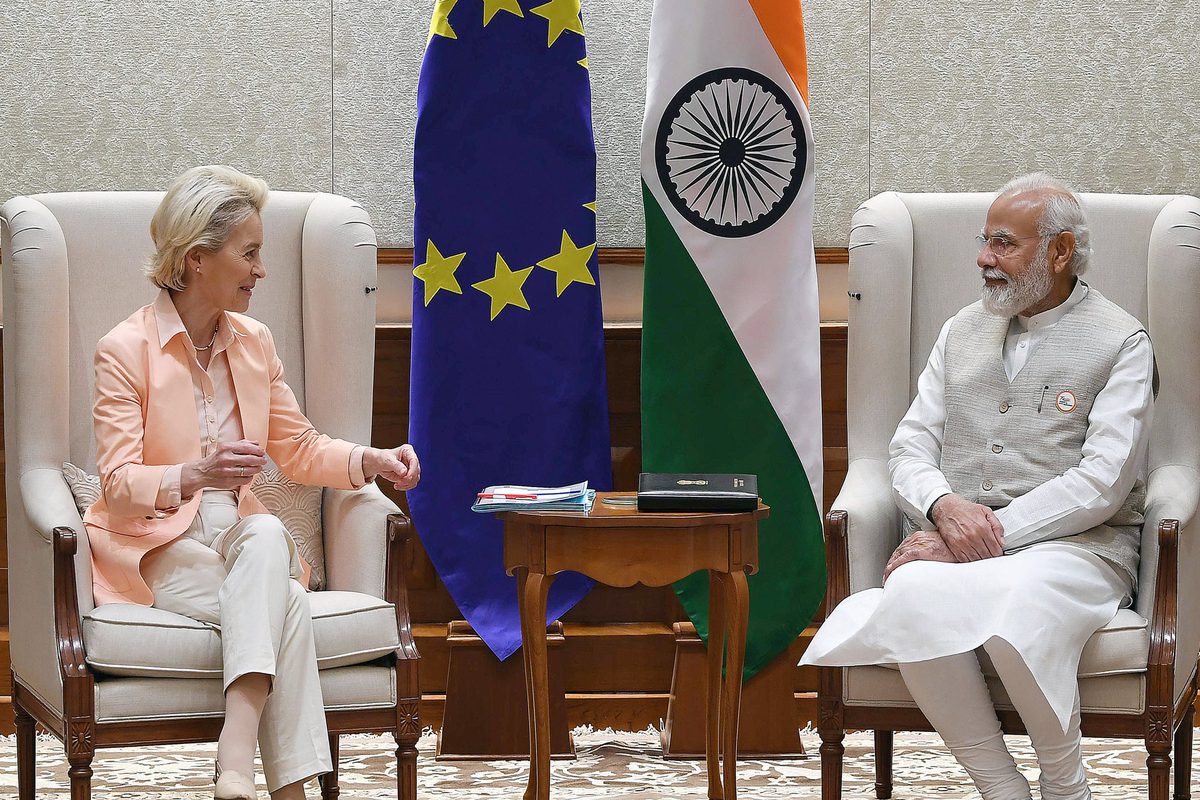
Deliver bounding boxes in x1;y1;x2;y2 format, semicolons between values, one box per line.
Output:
319;734;340;800
1174;700;1195;800
1149;736;1174;800
67;747;95;800
394;725;420;800
874;730;894;799
14;695;35;800
819;723;845;800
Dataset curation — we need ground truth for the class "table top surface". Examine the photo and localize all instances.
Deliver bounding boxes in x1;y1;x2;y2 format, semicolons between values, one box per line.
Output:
499;491;770;528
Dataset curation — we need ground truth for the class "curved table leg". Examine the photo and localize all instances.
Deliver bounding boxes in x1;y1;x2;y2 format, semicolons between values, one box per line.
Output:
518;569;537;800
721;569;750;800
707;570;728;799
520;570;554;800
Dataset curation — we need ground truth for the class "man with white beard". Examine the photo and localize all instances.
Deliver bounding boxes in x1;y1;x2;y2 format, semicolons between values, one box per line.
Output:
802;173;1155;800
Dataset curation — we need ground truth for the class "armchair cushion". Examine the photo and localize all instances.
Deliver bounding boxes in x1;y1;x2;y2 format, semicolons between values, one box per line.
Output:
82;591;399;678
63;461;102;516
95;664;397;723
64;461;328;590
874;607;1148;680
1071;608;1150;677
249;463;326;590
844;664;1149;716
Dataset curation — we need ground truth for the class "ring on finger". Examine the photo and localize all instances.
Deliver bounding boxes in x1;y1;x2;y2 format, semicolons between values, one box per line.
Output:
239;466;245;478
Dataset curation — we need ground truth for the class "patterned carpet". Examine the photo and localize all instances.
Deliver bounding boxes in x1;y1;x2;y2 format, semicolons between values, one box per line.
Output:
0;727;1185;798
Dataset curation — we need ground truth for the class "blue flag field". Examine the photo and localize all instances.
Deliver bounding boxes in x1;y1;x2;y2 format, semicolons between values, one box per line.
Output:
409;0;612;660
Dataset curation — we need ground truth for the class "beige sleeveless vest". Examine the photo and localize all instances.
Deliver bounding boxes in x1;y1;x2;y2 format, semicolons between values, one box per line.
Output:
940;286;1145;587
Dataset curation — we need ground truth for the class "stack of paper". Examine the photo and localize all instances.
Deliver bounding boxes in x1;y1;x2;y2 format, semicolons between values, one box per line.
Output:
471;481;595;513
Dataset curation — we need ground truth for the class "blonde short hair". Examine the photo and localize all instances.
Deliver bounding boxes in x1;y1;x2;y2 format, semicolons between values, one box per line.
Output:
145;165;269;290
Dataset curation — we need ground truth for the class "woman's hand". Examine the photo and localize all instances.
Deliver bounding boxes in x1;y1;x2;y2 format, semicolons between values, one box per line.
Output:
883;530;958;582
364;444;421;491
180;440;267;497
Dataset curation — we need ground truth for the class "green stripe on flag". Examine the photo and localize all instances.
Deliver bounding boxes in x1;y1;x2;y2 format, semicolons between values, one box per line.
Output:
641;182;826;680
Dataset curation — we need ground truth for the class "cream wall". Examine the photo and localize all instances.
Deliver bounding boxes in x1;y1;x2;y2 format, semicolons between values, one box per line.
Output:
3;2;1198;321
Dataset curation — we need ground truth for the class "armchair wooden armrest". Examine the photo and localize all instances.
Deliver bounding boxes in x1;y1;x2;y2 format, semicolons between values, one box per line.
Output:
1145;519;1184;767
385;512;420;666
53;528;91;688
817;510;850;799
382;511;422;799
51;526;97;775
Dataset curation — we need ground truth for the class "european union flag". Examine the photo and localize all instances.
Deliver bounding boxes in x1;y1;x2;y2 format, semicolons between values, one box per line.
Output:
409;0;611;659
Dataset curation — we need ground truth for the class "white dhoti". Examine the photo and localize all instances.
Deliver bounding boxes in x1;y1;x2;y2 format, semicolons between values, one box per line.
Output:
140;490;332;792
802;543;1131;800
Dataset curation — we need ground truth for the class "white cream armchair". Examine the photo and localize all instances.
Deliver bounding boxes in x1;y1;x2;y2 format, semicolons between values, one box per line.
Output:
817;192;1200;800
1;191;421;800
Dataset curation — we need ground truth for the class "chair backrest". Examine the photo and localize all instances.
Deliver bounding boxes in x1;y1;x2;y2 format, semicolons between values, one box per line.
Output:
15;191;380;470
846;191;1200;609
1;190;378;704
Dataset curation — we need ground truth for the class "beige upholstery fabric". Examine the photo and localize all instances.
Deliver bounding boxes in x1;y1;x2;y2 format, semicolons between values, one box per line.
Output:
844;665;1149;717
250;463;326;589
323;482;400;598
839;191;1200;718
94;664;397;723
82;592;400;678
1073;609;1150;677
876;608;1149;679
1;190;399;722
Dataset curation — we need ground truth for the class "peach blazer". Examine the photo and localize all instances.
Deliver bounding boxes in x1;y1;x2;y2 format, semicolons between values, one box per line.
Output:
85;303;359;606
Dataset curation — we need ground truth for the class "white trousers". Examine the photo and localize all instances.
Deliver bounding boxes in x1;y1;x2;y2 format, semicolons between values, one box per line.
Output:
141;490;331;791
900;638;1089;800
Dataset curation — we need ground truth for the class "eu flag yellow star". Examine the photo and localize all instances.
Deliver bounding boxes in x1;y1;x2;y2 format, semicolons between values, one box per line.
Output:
481;0;522;26
413;240;466;306
537;231;596;297
428;0;459;42
530;0;583;46
472;253;535;320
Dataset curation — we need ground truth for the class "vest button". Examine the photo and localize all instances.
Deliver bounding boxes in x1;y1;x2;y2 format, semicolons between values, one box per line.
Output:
982;480;994;491
992;444;1003;453
999;401;1010;413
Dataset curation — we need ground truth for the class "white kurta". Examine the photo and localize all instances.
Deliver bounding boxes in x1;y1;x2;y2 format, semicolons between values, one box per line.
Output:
890;281;1154;548
802;543;1127;729
803;281;1155;731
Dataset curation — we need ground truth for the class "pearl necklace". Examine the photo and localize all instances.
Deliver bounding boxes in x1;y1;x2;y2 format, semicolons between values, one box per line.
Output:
193;324;220;351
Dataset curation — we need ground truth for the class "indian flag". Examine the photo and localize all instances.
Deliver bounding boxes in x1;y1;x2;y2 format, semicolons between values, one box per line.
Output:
641;0;824;678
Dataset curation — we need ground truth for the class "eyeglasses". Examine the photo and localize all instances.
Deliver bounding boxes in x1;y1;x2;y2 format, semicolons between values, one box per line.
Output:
975;233;1042;257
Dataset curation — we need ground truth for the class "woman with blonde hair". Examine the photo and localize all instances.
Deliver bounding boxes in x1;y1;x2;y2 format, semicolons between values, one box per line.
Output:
84;165;420;800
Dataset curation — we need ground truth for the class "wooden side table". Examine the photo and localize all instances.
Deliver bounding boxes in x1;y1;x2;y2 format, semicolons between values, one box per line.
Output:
502;492;767;800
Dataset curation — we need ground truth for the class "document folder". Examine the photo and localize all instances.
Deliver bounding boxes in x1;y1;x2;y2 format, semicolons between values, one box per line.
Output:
636;473;759;512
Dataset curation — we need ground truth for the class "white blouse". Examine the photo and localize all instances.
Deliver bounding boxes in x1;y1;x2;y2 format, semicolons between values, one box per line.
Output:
151;291;365;510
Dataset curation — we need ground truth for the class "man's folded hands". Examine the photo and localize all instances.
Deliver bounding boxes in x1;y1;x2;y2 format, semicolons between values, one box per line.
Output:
930;492;1005;561
884;493;1007;582
883;531;957;581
